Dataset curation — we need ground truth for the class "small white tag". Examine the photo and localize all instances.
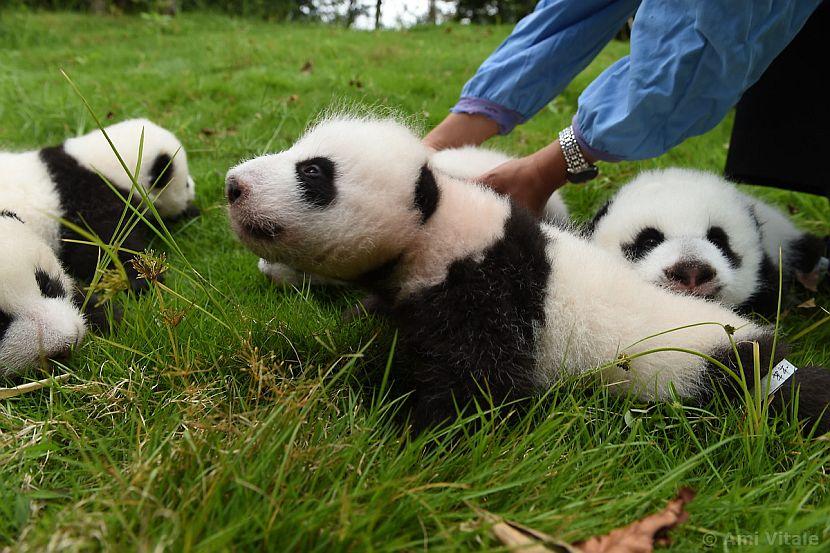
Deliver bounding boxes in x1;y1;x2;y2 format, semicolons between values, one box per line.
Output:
759;359;799;396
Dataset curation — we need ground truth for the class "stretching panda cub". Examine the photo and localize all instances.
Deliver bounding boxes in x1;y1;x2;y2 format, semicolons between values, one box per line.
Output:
0;214;85;376
257;145;570;287
0;118;197;290
590;169;828;315
226;116;830;433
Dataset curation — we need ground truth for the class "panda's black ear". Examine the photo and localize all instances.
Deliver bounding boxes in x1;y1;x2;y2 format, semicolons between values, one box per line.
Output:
148;154;173;189
414;165;439;224
789;233;827;273
585;200;611;235
0;210;23;223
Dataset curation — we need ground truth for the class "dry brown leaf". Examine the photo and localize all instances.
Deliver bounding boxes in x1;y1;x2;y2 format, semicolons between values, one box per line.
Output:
575;488;695;553
300;60;313;73
797;298;817;309
488;488;695;553
0;373;71;399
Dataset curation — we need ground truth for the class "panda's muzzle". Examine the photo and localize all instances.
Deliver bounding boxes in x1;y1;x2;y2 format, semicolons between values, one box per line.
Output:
226;173;283;241
241;220;284;241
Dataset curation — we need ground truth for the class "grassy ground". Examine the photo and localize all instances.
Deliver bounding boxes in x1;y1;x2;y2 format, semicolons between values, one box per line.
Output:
1;11;829;551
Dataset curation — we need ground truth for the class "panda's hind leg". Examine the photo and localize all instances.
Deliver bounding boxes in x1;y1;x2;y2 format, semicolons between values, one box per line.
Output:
698;333;830;433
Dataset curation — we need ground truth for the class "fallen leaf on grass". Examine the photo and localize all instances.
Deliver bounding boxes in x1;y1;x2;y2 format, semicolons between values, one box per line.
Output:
0;373;71;399
575;488;695;552
797;298;817;309
489;488;695;553
300;60;313;73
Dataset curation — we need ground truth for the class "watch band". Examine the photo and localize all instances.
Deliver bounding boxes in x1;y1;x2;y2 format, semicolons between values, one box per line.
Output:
559;126;599;183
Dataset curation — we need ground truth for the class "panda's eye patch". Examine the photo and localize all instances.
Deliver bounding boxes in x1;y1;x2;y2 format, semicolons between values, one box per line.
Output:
622;227;665;261
0;309;12;342
706;226;742;268
35;269;67;299
295;157;336;208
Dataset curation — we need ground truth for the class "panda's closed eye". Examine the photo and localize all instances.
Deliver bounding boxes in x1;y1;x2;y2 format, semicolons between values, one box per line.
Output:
622;227;665;261
35;269;67;299
295;157;336;208
706;226;742;268
0;309;11;341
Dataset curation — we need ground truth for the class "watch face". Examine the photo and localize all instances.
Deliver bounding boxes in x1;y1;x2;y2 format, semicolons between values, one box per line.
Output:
568;166;599;183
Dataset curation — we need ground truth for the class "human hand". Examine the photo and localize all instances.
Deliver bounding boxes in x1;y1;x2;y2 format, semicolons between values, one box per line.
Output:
476;141;568;216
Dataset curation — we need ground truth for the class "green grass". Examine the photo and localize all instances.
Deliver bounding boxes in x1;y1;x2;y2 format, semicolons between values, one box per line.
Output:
1;11;829;551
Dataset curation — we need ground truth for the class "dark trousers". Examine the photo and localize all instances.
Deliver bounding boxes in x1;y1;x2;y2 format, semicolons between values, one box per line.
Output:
725;2;829;200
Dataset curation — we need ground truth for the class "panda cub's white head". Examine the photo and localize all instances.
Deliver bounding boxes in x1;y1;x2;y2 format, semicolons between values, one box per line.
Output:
591;169;764;307
63;118;196;218
0;213;85;376
225;116;432;282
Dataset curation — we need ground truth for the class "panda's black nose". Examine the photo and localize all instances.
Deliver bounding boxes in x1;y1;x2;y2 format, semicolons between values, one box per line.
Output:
664;262;716;289
226;175;244;205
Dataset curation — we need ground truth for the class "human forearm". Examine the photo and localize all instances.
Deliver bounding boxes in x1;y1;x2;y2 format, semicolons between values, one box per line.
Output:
422;112;499;151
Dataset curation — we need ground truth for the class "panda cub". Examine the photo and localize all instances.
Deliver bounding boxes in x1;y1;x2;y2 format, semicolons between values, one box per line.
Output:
0;214;85;376
590;169;828;315
0;119;196;374
257;145;570;287
226;116;830;433
0;118;197;290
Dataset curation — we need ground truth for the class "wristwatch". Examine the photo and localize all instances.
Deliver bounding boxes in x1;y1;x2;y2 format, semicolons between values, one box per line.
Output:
558;126;599;183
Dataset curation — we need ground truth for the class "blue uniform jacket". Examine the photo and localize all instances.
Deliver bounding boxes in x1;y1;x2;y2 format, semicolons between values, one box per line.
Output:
452;0;821;161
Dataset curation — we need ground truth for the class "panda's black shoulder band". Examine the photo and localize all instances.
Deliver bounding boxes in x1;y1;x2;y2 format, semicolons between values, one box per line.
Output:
414;165;439;224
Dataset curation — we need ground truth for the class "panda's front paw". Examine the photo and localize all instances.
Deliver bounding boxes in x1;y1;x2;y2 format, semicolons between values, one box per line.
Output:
258;259;306;286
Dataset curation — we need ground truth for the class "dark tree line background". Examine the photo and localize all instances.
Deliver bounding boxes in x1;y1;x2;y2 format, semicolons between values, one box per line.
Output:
5;0;542;26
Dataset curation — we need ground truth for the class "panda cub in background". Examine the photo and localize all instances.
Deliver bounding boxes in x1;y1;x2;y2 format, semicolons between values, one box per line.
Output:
226;116;830;433
0;214;85;376
0;118;198;290
0;119;197;374
590;168;828;315
257;144;570;287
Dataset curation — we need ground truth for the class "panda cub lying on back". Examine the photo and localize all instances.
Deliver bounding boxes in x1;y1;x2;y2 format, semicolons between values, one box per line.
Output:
0;119;197;374
590;169;828;315
226;116;830;433
256;145;570;287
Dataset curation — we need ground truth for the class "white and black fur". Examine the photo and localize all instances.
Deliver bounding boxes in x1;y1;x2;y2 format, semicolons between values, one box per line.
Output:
256;145;570;287
226;117;830;433
0;118;198;290
590;169;827;315
0;214;85;376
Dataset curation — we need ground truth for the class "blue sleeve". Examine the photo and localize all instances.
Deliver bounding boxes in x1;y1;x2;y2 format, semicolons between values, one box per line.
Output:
453;0;641;134
575;0;823;161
